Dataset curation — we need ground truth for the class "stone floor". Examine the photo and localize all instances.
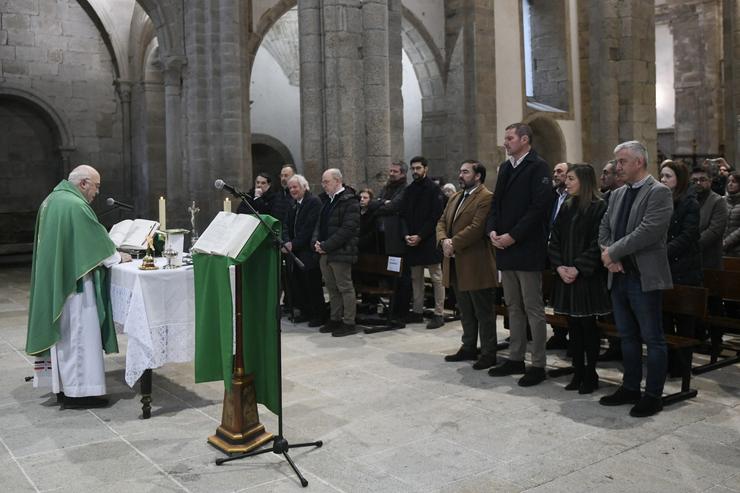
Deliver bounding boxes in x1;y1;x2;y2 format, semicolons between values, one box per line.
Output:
0;263;739;493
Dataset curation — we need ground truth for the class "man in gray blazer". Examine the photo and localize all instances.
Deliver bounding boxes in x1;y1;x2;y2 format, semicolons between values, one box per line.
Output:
690;166;728;270
598;140;673;418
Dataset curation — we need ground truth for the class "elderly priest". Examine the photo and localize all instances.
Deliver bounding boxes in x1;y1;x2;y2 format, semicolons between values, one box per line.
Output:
26;165;131;409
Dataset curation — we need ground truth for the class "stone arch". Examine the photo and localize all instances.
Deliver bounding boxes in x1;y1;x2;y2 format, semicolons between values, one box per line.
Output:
0;85;75;152
247;0;298;74
524;114;567;166
80;0;128;79
135;0;183;58
251;133;296;181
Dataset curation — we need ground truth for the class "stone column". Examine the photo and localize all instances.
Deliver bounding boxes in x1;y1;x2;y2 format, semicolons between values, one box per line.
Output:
115;80;133;204
388;0;404;163
723;0;740;164
616;0;657;173
462;0;497;172
298;0;326;185
363;0;392;189
163;55;186;224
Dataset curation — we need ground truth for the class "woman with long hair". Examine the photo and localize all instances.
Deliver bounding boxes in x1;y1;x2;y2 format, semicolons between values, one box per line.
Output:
548;164;611;394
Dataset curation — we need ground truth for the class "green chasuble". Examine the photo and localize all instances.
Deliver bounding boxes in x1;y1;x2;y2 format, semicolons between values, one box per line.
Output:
193;215;281;417
26;180;118;356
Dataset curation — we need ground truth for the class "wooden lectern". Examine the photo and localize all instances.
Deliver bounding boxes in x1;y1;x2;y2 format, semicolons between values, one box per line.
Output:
208;265;273;454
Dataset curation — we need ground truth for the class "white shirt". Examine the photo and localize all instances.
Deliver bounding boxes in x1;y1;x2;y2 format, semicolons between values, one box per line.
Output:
329;186;345;202
509;151;530;169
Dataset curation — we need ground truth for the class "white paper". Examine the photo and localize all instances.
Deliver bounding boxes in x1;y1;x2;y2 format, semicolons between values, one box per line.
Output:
387;256;402;273
109;219;160;250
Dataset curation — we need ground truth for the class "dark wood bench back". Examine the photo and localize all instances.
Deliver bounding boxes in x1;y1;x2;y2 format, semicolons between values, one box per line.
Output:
703;269;740;302
662;284;708;318
353;254;404;278
722;257;740;272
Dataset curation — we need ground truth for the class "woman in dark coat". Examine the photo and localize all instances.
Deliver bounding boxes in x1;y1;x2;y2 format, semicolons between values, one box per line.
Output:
358;188;381;254
660;160;702;377
548;164;610;394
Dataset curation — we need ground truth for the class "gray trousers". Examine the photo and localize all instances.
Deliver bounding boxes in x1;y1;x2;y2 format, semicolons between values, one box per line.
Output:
454;285;497;356
501;270;547;368
410;264;445;315
319;256;356;324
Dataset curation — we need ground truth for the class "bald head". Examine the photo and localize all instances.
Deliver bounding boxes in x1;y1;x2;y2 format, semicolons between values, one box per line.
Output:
68;164;101;203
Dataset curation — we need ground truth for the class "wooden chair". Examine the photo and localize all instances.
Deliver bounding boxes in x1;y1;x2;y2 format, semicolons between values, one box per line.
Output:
353;254;405;334
722;256;740;272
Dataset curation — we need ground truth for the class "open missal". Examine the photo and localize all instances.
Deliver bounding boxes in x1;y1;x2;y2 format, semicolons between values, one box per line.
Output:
109;219;160;250
191;211;260;258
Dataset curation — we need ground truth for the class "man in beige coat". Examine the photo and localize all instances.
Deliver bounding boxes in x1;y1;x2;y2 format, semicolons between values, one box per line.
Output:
436;160;499;369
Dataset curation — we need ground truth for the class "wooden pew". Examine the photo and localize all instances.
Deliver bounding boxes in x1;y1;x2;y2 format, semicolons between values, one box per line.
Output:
722;256;740;272
693;269;740;374
352;253;405;334
596;283;707;405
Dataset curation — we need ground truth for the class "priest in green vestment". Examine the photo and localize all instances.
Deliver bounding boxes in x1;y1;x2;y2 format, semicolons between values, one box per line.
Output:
26;165;131;409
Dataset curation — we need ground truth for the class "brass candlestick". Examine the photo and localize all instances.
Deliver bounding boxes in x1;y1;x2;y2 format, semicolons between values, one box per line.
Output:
139;235;159;270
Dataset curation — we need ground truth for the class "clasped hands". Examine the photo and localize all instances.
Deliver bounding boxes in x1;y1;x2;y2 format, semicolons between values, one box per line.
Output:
556;265;579;284
441;238;454;257
313;241;326;254
405;235;421;247
600;247;624;273
488;231;515;250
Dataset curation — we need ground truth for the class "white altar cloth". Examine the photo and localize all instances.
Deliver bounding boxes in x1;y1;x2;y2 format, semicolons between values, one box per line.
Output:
110;258;196;386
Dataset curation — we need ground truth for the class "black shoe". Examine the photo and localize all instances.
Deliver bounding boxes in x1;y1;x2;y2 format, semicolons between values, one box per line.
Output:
62;396;109;409
426;315;444;330
444;347;478;362
404;312;424;324
332;323;357;337
319;320;341;333
56;392;65;404
472;353;497;370
292;314;310;324
518;367;546;387
578;372;599;394
564;374;582;391
488;360;526;376
546;335;568;350
597;348;622;362
629;394;663;417
599;386;641;406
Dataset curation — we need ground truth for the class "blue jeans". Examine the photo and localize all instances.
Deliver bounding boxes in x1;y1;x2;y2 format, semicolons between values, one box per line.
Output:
610;274;667;397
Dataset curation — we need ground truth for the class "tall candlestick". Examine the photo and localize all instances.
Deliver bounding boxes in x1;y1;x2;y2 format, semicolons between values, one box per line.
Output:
158;196;166;230
224;197;231;213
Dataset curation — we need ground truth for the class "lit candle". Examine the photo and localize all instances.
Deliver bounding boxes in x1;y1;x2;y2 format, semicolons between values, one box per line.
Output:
224;197;231;212
158;196;166;230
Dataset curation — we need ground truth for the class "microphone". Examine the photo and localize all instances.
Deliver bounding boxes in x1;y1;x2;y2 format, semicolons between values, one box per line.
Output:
106;197;134;210
214;179;241;198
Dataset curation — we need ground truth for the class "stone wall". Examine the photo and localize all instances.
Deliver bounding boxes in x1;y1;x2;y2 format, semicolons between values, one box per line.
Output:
0;0;124;209
528;0;569;111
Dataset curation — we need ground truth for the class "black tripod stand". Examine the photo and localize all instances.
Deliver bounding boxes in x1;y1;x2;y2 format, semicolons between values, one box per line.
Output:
214;180;322;487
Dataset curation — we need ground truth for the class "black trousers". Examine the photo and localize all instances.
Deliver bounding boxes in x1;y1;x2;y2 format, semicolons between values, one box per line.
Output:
567;316;600;376
290;263;325;321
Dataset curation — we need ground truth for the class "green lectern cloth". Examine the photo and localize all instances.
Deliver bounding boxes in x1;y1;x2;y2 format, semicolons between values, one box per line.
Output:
26;180;118;357
193;215;281;416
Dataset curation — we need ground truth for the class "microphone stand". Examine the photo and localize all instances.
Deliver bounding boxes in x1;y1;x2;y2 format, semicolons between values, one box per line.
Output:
214;188;321;488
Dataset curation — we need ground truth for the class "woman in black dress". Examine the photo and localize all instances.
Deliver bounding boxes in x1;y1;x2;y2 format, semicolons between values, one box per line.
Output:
548;164;611;394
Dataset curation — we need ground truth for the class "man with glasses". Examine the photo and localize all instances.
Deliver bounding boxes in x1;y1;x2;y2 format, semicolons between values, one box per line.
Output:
26;165;131;409
691;167;728;270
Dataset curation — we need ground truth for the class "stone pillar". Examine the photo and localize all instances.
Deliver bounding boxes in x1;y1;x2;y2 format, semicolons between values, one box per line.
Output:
163;55;186;224
462;0;497;172
388;0;404;163
362;0;392;189
115;80;133;204
724;0;740;165
616;0;657;173
299;0;393;190
298;0;325;185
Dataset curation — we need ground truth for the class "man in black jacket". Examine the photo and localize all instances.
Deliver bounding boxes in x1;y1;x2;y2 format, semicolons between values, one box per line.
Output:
283;174;324;327
400;156;446;329
313;168;361;337
486;123;554;387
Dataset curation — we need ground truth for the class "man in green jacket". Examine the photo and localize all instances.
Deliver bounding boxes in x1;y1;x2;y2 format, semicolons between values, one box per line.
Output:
26;165;131;409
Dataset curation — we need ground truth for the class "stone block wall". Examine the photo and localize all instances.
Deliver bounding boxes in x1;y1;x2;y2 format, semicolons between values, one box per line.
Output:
529;0;569;111
0;0;123;209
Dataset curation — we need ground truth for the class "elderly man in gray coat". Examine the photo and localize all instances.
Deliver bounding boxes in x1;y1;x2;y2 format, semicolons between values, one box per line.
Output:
598;140;674;418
